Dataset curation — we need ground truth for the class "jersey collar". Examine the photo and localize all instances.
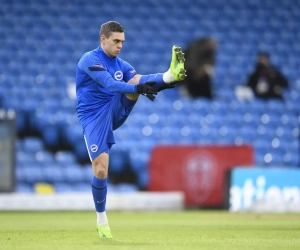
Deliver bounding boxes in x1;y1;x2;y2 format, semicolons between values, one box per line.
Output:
97;46;117;61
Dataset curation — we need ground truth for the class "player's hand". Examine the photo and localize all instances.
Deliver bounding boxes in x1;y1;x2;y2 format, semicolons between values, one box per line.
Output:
136;82;158;101
157;82;176;92
141;92;156;101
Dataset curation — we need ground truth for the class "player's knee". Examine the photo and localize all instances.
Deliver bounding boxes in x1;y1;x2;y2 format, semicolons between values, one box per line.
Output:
125;82;139;100
92;159;108;179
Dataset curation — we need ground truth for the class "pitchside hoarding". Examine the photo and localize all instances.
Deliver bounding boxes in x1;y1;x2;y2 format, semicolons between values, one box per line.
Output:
227;167;300;212
149;145;254;207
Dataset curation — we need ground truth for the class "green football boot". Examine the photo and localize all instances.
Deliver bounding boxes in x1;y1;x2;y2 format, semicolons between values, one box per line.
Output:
97;224;113;239
170;45;186;81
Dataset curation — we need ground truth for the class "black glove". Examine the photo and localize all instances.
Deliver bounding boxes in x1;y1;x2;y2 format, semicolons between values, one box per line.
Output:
157;82;176;92
136;82;158;101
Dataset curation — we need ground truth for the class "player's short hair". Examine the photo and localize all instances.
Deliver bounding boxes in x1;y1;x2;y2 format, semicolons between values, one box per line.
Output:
100;21;125;38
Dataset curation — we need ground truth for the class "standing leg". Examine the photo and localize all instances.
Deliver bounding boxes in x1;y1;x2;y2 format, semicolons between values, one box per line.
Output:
91;152;113;238
83;113;115;239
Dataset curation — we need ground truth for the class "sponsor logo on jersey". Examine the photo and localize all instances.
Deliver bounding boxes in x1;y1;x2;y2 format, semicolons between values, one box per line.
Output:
114;71;123;80
90;144;98;153
130;69;136;74
88;64;105;71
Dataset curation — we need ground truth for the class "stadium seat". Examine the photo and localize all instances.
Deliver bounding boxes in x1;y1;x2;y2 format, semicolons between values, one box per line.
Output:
74;183;91;192
79;164;92;182
55;151;77;165
15;183;34;193
34;150;55;166
23;137;44;153
73;139;90;162
283;152;300;166
43;166;64;183
115;183;138;193
136;169;149;189
16;151;37;167
23;166;44;184
129;149;149;173
41;125;60;147
54;183;74;193
62;165;85;183
109;148;129;174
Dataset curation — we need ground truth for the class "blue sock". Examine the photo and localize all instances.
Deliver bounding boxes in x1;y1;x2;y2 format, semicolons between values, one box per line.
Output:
91;176;107;212
139;73;165;88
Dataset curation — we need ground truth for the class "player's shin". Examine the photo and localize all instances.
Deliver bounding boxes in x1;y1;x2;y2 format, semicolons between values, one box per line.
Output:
91;176;108;225
139;73;174;88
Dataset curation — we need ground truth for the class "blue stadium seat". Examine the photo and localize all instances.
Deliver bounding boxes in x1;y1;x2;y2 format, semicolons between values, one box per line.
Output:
62;165;85;183
73;138;89;162
23;166;44;184
253;139;271;152
239;126;257;142
63;124;83;146
255;150;267;166
54;183;74;193
115;183;138;193
41;125;60;147
34;150;55;166
283;152;299;166
129;149;149;173
109;148;129;174
266;152;284;166
55;151;77;165
16;151;37;167
16;183;34;193
136;169;149;189
43;166;64;183
23;137;44;153
74;183;91;192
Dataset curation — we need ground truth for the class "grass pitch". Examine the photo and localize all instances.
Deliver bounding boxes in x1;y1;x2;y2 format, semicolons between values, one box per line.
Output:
0;211;300;250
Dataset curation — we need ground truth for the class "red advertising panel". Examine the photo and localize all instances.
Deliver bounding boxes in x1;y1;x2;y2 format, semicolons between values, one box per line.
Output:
148;145;254;207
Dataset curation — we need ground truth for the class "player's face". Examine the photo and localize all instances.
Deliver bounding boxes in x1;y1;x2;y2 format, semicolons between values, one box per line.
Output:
101;32;125;58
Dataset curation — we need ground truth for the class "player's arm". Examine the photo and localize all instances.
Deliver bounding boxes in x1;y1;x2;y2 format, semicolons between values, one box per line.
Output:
79;54;135;93
79;54;156;96
127;74;141;84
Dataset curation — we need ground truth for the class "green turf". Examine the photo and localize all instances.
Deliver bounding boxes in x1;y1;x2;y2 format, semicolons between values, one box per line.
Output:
0;211;300;250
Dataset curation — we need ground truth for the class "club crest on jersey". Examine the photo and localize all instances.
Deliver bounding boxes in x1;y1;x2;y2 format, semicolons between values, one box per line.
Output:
90;144;98;153
114;71;123;81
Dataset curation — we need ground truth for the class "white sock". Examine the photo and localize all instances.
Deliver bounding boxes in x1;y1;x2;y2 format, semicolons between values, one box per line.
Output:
163;69;175;83
97;211;108;225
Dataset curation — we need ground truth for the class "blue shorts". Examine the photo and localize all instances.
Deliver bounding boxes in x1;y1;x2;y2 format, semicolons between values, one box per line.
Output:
83;93;137;161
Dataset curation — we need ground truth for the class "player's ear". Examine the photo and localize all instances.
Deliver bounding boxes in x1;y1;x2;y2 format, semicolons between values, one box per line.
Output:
100;34;106;43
